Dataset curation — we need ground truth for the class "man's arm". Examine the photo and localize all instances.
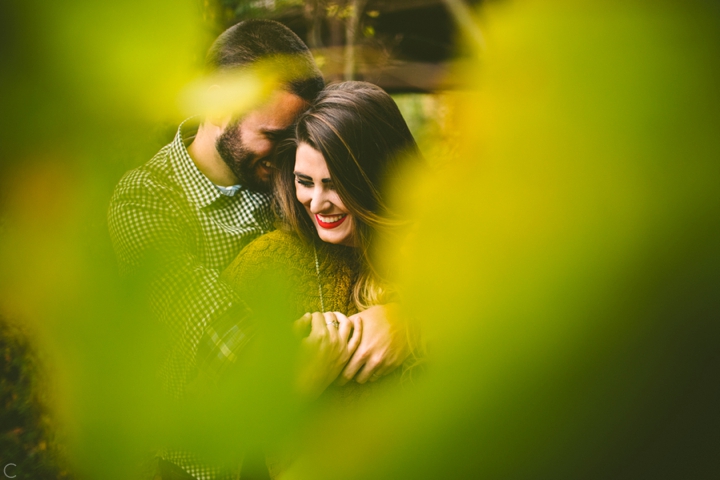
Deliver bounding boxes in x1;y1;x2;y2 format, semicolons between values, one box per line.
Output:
108;178;252;396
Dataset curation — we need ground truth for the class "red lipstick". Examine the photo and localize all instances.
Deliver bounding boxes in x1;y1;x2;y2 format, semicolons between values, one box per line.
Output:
316;214;348;229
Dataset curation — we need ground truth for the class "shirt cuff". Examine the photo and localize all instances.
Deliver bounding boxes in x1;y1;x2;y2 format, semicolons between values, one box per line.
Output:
195;301;255;379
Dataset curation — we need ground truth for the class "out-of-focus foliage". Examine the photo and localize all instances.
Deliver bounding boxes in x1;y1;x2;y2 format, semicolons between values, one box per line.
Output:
283;1;720;479
0;0;206;478
393;93;460;168
0;316;71;479
1;0;719;479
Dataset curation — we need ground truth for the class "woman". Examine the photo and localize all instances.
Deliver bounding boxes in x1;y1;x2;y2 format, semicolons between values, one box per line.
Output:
221;81;423;400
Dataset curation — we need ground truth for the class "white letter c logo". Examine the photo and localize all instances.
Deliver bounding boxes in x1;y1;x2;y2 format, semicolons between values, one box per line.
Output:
3;463;16;478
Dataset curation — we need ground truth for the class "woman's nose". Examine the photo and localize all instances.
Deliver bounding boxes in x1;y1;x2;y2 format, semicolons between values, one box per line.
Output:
310;188;330;213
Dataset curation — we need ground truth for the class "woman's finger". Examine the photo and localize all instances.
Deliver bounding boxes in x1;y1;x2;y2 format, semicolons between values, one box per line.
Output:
334;312;352;344
355;357;381;384
292;312;312;338
308;311;328;340
347;314;363;354
369;363;390;382
322;311;340;342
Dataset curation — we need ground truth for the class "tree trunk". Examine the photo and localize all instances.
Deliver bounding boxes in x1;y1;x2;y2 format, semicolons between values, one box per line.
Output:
344;0;367;80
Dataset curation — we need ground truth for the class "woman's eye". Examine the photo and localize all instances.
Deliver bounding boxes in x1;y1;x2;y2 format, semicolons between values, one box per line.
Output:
296;178;313;187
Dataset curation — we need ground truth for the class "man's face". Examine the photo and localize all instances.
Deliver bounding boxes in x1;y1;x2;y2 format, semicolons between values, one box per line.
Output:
216;90;307;192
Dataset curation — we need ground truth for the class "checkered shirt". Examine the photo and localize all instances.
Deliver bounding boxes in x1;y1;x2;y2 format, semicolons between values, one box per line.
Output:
108;119;273;479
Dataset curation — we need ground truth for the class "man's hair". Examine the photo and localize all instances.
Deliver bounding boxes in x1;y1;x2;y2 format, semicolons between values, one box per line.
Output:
206;19;324;103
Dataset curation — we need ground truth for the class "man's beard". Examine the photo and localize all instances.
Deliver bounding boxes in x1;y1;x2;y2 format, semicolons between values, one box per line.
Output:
215;121;271;193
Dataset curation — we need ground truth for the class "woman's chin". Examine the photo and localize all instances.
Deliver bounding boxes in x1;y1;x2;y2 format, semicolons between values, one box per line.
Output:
317;231;353;246
318;234;343;245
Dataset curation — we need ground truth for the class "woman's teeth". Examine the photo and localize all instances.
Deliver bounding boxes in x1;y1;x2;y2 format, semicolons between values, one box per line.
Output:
317;214;346;223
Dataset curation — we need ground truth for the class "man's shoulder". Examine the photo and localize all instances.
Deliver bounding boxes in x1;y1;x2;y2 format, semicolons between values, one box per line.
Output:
117;145;174;187
111;145;180;203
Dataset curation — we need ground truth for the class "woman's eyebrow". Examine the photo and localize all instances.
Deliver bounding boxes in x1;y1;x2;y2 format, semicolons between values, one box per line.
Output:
294;172;312;180
294;172;333;183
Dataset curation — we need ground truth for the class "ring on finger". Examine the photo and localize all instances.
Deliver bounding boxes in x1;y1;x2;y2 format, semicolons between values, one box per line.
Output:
326;320;340;329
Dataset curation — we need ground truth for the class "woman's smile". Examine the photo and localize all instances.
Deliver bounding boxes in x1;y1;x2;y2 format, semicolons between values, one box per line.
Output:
316;213;348;229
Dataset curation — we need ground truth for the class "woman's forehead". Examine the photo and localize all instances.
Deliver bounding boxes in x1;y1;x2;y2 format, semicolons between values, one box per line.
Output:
294;143;330;178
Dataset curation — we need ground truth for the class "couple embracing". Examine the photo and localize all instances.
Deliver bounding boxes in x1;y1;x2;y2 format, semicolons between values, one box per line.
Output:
109;18;423;480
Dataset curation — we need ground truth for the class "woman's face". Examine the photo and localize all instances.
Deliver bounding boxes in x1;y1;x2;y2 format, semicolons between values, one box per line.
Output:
294;143;355;246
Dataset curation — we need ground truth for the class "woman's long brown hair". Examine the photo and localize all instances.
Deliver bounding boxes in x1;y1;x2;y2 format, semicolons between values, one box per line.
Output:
273;81;423;309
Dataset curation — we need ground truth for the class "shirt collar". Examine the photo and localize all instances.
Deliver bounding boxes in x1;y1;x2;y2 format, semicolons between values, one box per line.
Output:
170;118;226;208
215;184;243;196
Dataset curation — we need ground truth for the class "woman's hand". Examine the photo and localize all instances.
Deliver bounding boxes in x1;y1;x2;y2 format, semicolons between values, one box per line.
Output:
338;303;411;385
295;311;362;399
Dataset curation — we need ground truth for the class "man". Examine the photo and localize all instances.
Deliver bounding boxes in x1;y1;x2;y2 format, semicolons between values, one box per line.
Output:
108;19;409;480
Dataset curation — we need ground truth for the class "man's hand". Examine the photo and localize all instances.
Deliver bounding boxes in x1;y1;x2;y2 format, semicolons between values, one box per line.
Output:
338;304;410;385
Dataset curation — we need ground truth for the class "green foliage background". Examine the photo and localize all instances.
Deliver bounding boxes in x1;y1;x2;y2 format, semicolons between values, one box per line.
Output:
1;0;719;479
1;317;70;478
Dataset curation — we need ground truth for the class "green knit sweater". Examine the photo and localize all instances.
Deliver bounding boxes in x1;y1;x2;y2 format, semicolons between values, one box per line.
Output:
220;229;399;406
221;229;361;319
221;229;399;478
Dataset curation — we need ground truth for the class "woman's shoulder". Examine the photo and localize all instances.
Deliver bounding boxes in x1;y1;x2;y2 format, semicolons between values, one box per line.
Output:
222;229;311;284
243;229;308;258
